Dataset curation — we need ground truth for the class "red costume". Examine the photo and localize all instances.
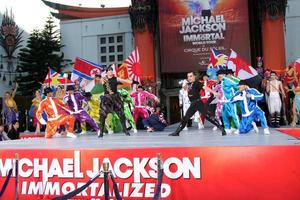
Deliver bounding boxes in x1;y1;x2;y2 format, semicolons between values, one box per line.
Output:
36;97;75;138
199;79;215;124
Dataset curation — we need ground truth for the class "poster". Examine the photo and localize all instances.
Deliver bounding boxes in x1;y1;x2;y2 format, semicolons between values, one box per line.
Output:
1;146;300;199
159;0;251;72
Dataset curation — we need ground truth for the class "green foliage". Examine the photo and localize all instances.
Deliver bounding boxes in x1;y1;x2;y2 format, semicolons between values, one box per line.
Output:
16;16;65;95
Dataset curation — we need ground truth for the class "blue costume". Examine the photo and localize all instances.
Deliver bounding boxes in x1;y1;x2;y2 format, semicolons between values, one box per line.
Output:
231;88;268;133
221;76;240;130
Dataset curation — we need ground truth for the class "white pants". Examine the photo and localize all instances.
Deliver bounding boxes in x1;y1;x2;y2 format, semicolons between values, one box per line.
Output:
268;92;282;114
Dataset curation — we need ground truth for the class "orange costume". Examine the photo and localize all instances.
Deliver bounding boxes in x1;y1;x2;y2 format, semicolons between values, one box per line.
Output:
36;97;75;138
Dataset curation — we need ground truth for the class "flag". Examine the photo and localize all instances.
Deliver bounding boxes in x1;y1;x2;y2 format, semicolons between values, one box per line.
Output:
227;49;261;89
124;47;141;82
43;68;73;88
117;63;131;89
209;48;228;69
84;63;117;92
71;57;104;83
227;49;258;80
44;68;59;85
117;63;129;79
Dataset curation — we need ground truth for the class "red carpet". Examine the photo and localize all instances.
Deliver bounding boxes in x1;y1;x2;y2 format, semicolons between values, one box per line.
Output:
277;128;300;139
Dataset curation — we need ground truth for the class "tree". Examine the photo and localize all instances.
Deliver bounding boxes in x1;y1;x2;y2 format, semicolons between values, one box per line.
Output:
16;16;65;95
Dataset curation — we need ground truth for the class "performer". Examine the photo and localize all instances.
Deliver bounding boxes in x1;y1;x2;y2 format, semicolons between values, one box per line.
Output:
221;69;240;134
4;82;18;131
118;88;137;133
64;85;100;135
143;106;167;132
199;73;216;129
266;71;285;127
98;67;138;137
169;71;226;136
131;85;159;125
211;70;226;131
179;80;193;130
55;85;66;101
31;90;43;134
291;85;300;127
36;87;76;138
231;80;270;134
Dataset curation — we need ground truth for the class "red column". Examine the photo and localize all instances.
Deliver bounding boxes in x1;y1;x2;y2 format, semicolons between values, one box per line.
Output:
134;27;156;81
262;17;286;74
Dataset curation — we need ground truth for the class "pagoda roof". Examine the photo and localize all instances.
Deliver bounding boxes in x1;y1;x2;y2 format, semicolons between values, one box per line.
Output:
42;0;129;20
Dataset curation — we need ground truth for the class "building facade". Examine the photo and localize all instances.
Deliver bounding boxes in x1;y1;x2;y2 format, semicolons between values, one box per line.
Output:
60;15;134;71
285;0;300;64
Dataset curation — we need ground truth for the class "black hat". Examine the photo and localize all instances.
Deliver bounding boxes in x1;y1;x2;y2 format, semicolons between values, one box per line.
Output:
137;85;144;90
217;69;227;76
43;87;53;95
238;80;248;86
66;85;75;91
226;69;234;74
95;73;101;78
83;92;92;98
106;66;113;72
202;73;209;77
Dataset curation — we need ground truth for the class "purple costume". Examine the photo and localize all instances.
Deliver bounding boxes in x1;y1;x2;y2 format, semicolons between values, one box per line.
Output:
214;83;224;122
64;92;99;131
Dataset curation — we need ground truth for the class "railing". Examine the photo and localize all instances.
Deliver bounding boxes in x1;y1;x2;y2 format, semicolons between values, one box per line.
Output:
53;153;164;200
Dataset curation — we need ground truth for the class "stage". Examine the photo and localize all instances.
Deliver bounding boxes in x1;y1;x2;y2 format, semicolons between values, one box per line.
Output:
0;125;299;149
0;125;300;199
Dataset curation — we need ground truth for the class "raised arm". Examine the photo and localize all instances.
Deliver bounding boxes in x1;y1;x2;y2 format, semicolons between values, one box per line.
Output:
117;77;133;85
12;82;18;98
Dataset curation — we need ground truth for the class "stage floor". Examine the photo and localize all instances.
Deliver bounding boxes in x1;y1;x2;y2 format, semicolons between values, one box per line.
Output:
0;124;299;149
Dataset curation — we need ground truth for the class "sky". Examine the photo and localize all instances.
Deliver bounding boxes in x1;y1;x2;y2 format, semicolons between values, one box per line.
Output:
0;0;131;34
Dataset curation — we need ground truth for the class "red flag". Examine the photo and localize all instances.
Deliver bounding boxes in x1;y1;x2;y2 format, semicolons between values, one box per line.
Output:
124;47;141;82
209;48;228;68
227;49;258;80
44;68;73;87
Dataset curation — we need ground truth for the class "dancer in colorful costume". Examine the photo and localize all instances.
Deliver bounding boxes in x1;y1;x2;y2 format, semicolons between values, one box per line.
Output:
231;80;270;134
211;70;226;131
169;71;226;136
266;71;285;127
36;87;76;138
221;69;240;134
118;88;137;133
98;67;138;137
131;85;159;125
4;83;18;131
199;73;216;129
64;85;100;135
31;90;43;134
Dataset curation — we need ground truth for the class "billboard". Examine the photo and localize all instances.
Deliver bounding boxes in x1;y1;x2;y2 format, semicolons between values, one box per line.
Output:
159;0;251;73
1;146;300;199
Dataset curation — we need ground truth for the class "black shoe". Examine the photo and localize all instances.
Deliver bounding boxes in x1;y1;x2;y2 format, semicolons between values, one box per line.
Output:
98;131;103;138
75;129;82;134
125;132;130;136
169;132;180;136
221;129;226;136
